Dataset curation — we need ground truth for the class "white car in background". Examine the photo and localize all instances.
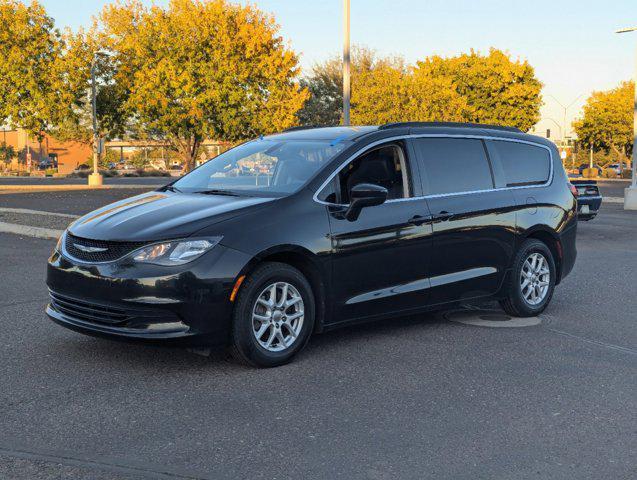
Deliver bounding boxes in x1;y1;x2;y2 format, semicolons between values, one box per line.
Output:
607;163;628;176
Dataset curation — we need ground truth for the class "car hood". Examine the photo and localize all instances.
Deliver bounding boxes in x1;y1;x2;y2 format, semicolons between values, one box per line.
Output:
68;191;275;241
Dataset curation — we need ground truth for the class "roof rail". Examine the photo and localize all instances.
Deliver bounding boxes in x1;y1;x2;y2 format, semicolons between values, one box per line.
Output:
282;125;325;132
378;121;522;133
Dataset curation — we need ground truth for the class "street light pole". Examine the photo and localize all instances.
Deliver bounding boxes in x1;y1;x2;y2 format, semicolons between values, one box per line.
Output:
616;27;637;209
88;56;103;187
342;0;350;126
546;93;583;146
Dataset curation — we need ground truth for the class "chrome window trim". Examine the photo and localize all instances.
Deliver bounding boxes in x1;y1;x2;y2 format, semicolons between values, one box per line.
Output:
313;133;555;207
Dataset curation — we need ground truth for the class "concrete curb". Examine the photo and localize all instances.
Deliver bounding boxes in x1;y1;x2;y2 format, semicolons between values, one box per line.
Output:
0;221;63;240
0;184;158;194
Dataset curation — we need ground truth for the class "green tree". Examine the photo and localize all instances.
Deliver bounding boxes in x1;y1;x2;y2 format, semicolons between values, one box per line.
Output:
94;0;308;171
298;58;342;126
414;48;543;131
0;0;73;139
0;142;15;166
573;81;634;163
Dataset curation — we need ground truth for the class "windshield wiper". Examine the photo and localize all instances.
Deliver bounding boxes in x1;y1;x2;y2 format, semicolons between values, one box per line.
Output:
162;185;181;193
195;189;241;196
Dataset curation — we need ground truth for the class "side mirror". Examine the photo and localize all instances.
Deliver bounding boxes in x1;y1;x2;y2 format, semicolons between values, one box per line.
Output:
344;183;388;221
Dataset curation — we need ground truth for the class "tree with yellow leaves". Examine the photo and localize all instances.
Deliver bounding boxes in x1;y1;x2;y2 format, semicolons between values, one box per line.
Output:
0;1;74;139
573;81;634;164
415;48;543;131
92;0;308;171
299;47;542;132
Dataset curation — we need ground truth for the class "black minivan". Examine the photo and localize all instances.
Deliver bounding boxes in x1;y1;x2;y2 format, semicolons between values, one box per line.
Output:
47;123;577;367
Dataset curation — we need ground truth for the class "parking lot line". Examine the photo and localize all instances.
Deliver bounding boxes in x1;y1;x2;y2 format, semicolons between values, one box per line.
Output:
0;207;78;219
0;221;62;240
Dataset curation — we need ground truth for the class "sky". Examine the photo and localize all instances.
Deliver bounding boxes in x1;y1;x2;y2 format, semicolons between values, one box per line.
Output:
41;0;636;139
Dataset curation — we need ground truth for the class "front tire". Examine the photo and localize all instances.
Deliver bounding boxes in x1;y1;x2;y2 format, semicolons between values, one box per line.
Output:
500;239;556;317
230;262;315;367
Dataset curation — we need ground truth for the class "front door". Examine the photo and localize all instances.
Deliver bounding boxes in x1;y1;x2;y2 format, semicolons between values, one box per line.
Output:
317;141;433;323
411;137;516;306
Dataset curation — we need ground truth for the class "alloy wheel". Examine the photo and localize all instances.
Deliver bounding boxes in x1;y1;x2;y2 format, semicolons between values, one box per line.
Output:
520;252;550;306
252;282;304;352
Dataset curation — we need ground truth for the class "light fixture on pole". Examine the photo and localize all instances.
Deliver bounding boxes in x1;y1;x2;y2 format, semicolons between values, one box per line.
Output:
343;0;350;126
546;93;583;146
616;27;637;210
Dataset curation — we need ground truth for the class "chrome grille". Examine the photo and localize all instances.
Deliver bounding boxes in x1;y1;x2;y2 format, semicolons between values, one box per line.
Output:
64;233;147;263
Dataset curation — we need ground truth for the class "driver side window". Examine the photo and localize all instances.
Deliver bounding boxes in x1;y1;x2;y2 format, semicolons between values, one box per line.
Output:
319;143;411;204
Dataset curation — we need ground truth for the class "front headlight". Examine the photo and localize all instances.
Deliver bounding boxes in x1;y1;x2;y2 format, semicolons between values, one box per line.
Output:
131;237;222;266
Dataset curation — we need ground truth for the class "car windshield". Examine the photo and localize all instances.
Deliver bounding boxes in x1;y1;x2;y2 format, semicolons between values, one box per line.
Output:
173;138;349;196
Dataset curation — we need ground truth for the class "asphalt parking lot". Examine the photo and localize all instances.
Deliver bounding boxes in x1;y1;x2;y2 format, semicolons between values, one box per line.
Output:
0;187;635;479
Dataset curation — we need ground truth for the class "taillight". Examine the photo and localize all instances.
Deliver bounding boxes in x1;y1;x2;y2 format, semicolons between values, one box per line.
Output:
568;183;578;197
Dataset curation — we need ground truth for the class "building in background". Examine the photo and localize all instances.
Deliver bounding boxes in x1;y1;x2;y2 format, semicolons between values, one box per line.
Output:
1;128;230;175
0;128;91;174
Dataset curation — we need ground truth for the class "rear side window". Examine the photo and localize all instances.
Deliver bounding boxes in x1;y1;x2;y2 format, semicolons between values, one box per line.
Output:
488;140;550;187
413;138;493;195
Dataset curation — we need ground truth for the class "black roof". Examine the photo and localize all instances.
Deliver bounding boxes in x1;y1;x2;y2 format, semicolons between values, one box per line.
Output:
265;126;376;141
265;123;553;148
378;121;522;133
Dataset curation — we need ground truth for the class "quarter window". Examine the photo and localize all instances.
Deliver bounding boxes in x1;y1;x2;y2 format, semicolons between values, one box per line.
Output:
488;140;550;187
413;138;494;195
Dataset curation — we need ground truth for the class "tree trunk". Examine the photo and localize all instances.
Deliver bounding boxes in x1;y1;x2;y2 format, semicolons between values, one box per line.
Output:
611;143;630;167
174;136;201;173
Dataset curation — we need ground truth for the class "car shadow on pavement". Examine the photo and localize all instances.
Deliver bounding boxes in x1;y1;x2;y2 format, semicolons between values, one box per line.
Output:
46;310;449;371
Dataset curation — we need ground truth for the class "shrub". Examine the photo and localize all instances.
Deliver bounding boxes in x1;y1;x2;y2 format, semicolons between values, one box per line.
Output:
582;167;599;178
139;169;170;177
601;168;618;178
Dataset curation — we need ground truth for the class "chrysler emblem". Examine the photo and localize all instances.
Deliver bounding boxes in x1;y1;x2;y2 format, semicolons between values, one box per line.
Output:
74;244;108;253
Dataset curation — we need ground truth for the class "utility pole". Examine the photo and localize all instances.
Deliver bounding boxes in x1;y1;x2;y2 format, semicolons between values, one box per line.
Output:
616;27;637;209
88;55;103;186
342;0;351;126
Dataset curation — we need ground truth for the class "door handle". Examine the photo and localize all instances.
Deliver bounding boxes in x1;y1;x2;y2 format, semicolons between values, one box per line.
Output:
432;211;454;221
408;214;430;226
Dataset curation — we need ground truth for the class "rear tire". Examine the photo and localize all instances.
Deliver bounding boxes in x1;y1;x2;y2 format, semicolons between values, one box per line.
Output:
500;239;556;317
230;262;315;368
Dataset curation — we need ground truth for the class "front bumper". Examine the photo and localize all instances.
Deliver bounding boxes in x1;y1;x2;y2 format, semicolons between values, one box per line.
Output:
46;244;251;346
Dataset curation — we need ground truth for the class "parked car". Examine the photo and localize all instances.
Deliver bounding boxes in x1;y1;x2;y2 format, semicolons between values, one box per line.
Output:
169;164;184;176
38;159;52;170
606;163;628;176
577;163;603;176
570;179;602;220
73;163;91;174
46;123;578;367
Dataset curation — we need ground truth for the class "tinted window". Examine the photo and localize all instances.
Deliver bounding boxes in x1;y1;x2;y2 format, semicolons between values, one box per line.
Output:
318;144;410;203
413;138;493;195
489;140;550;187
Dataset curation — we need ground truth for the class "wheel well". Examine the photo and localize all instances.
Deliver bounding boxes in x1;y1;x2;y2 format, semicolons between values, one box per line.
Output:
241;250;327;333
525;230;563;283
